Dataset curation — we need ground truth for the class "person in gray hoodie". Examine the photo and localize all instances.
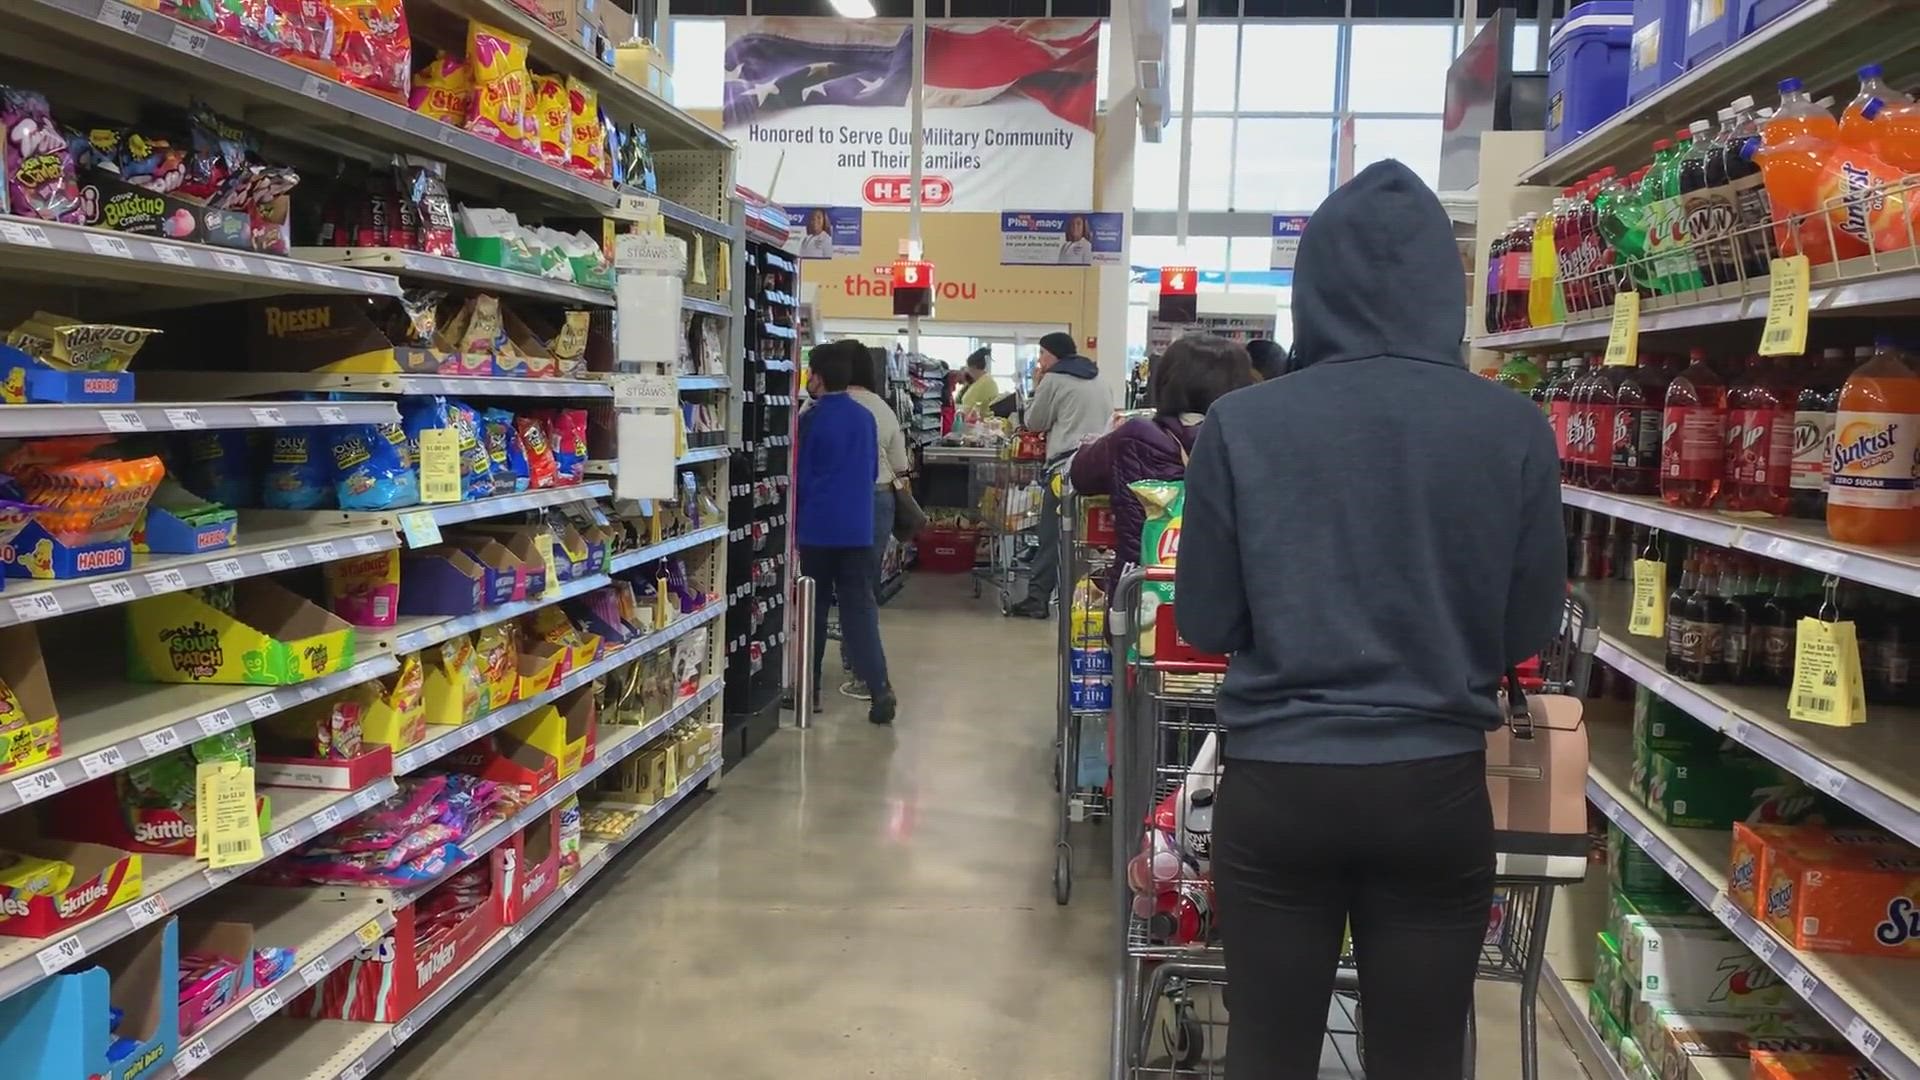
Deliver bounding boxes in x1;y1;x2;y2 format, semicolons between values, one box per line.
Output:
1174;161;1566;1079
1009;331;1112;618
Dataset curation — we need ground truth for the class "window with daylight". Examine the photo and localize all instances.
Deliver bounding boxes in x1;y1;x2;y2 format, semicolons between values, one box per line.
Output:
1352;117;1444;190
1134;119;1235;211
1237;24;1340;112
1165;23;1242;112
1232;118;1335;212
1346;23;1456;112
671;18;726;110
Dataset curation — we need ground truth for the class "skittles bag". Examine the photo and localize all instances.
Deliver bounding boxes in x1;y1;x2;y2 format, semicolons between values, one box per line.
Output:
1128;480;1182;660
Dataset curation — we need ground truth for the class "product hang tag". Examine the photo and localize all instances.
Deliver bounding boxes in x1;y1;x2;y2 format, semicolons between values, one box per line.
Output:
1604;291;1641;367
1788;617;1861;726
417;428;462;504
198;762;265;869
1628;558;1667;638
1760;255;1811;357
691;234;709;286
1835;619;1868;725
537;533;560;600
717;241;733;292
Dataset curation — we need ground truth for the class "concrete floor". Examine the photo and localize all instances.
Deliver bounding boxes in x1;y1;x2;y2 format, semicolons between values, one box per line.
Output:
385;576;1592;1080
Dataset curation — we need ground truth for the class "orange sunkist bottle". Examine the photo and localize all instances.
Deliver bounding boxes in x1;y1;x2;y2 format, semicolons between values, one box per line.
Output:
1829;338;1920;546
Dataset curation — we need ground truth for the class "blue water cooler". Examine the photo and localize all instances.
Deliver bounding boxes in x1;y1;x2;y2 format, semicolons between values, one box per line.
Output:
1627;0;1689;102
1546;1;1636;153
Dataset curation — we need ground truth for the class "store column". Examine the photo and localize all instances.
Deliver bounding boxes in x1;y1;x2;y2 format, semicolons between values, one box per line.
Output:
1094;0;1137;411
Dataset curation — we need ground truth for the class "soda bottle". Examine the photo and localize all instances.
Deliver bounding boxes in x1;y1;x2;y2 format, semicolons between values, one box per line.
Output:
1745;134;1904;267
1791;347;1847;519
1664;550;1699;675
1568;358;1598;486
1497;352;1543;393
1549;355;1584;480
1858;96;1920;173
1683;552;1729;684
1684;114;1741;287
1719;556;1756;683
1585;360;1626;490
1842;63;1912;140
1600;166;1653;294
1654;130;1705;294
1714;96;1776;281
1829;337;1920;545
1556;184;1587;315
1754;569;1799;686
1510;215;1538;330
1485;223;1509;335
1534;356;1561;412
1530;202;1562;328
1729;353;1796;515
1764;77;1840;148
1611;351;1669;495
1662;347;1728;508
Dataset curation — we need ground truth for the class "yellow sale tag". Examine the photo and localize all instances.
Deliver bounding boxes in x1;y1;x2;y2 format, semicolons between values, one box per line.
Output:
1604;291;1640;367
418;428;462;505
1837;619;1868;724
656;574;672;628
717;241;732;292
537;533;560;600
1789;617;1864;727
198;762;264;869
691;234;709;286
1760;255;1811;357
356;919;383;946
1628;558;1667;637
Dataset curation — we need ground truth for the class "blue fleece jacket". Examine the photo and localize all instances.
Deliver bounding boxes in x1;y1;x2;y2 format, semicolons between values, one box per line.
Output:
797;392;879;549
1173;161;1567;765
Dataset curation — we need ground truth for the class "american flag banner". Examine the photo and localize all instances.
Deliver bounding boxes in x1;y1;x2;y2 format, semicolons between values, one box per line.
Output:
723;18;1099;214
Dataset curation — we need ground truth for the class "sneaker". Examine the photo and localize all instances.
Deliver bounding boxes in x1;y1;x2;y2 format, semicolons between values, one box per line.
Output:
840;678;872;701
868;688;897;725
1007;597;1051;619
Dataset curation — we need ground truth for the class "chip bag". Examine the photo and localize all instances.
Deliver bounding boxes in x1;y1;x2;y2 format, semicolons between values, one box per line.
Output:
531;75;572;168
409;52;472;126
1129;480;1183;660
466;22;531;153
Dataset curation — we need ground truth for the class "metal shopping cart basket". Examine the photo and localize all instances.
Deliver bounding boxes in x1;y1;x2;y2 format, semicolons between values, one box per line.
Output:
1052;485;1119;905
1107;567;1598;1080
971;452;1045;604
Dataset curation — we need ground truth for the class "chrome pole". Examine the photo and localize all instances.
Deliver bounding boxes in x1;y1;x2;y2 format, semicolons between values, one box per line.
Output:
792;575;818;729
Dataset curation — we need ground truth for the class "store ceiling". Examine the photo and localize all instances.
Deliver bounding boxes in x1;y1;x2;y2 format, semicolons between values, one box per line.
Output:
678;0;1554;18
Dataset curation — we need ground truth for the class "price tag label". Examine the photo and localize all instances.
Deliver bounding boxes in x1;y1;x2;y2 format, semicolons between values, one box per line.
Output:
312;805;343;831
125;894;169;929
266;261;302;282
392;1017;416;1046
0;220;52;248
198;709;237;736
260;549;297;573
265;830;295;856
1662;852;1689;880
299;956;331;986
1846;1017;1883;1058
164;407;208;430
1628;558;1667;637
306;541;340;562
1602;291;1640;367
308;266;340;287
9;592;62;621
418;428;462;504
354;787;383;811
341;1061;369;1080
97;0;142;32
174;1040;212;1075
248;406;287;427
207;557;245;582
317;406;349;424
101;409;147;433
85;233;133;259
11;769;66;804
36;935;86;976
244;694;279;720
1790;964;1819;996
1760;255;1812;357
145;568;189;593
79;746;126;779
1789;617;1862;727
564;877;581;898
139;728;182;756
401;511;443;548
1711;893;1738;923
353;535;383;554
213;252;248;274
356;919;384;946
510;926;527;947
301;75;331;102
1748;927;1778;961
204;866;240;887
155;244;195;268
168;22;210;55
1810;764;1849;796
248;987;284;1022
612;192;661;222
359;274;387;293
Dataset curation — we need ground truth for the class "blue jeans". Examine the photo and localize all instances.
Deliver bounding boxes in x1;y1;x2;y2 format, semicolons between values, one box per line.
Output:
807;544;890;696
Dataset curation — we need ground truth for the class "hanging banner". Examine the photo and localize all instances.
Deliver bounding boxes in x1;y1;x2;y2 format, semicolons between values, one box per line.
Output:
1000;211;1123;266
723;17;1098;212
789;206;864;258
1271;214;1309;270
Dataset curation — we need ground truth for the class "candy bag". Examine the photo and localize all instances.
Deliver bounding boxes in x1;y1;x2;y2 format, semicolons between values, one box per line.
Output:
466;22;531;153
603;112;626;186
473;623;516;710
545;409;587;484
409;52;472;126
531;75;571;167
481;408;529;493
394;156;456;256
331;0;411;103
447;400;496;499
261;429;334;510
565;78;602;179
269;0;338;75
516;415;558;489
180;103;251;204
179;430;258;508
323;548;400;628
116;131;190;196
2;88;82;223
327;423;418;510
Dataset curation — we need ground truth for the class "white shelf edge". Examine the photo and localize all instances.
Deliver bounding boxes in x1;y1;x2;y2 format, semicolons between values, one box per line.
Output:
1539;964;1632;1080
0;400;399;441
0;218;401;298
608;525;728;573
677;373;731;391
398;483;612;536
682;296;735;318
291;247;614;308
377;572;612;655
675;446;731;466
1585;766;1920;1079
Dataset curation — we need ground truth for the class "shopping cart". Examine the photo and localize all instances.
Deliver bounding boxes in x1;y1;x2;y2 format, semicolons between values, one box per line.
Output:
1052;485;1118;905
1107;567;1597;1080
970;453;1044;604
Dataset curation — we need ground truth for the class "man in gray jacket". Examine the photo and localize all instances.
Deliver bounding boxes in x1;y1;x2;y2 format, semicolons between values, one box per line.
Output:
1009;332;1111;618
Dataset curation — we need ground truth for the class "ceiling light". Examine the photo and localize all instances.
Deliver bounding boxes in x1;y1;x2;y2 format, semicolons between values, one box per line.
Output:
829;0;876;17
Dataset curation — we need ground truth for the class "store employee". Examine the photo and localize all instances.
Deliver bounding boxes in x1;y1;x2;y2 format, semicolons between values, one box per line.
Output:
957;348;1000;412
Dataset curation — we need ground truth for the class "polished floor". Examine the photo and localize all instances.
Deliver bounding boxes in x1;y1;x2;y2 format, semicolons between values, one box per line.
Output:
385;576;1591;1079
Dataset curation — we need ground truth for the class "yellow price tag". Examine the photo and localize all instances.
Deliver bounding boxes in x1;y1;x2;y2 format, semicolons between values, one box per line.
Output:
1628;558;1667;637
717;241;732;292
536;532;560;600
197;762;265;869
1760;255;1811;357
691;234;709;286
355;919;383;946
1604;291;1641;367
1789;617;1865;727
417;428;462;504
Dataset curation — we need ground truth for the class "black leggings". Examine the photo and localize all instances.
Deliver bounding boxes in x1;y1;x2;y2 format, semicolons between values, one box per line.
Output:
1212;751;1493;1080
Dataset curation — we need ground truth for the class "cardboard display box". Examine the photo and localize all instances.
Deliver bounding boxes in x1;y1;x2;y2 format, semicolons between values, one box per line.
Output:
291;888;499;1022
175;920;254;1038
447;732;557;806
1765;847;1920;958
399;546;488;617
125;578;355;685
3;519;134;581
0;917;178;1080
0;624;61;776
492;807;560;924
0;342;135;405
0;837;143;938
507;687;594;778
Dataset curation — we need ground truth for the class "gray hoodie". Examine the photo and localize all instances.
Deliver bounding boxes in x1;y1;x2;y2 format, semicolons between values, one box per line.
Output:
1174;161;1567;765
1026;355;1111;463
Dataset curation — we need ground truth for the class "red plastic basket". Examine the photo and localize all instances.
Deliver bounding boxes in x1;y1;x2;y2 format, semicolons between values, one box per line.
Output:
918;527;980;573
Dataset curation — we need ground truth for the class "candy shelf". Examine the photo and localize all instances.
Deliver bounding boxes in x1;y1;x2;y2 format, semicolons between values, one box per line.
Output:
1565;488;1920;598
141;371;615;402
1587;734;1920;1079
1518;0;1920;186
158;892;395;1079
291;248;615;308
679;373;732;391
0;656;398;815
390;601;725;773
1588;583;1920;850
1540;966;1631;1080
6;0;616;214
677;445;730;465
683;295;736;319
374;572;614;655
0;781;396;1003
0;218;401;298
0;400;399;441
192;757;718;1080
608;524;729;573
0;523;395;629
390;482;613;538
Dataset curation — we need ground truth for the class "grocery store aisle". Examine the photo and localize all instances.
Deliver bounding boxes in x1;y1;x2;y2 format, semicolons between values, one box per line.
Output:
383;575;1590;1080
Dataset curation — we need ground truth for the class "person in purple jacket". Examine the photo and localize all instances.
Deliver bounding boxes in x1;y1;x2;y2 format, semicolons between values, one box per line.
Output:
1068;334;1256;598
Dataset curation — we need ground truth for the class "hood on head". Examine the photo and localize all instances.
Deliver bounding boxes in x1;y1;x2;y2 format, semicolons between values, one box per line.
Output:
1290;160;1466;370
1050;355;1098;380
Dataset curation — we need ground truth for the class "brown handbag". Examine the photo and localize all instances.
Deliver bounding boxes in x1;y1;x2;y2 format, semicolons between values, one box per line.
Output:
1487;670;1591;878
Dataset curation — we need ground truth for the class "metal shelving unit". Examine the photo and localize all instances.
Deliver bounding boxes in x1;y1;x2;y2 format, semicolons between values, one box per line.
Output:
142;371;615;402
0;400;398;441
291;247;615;308
0;218;401;297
